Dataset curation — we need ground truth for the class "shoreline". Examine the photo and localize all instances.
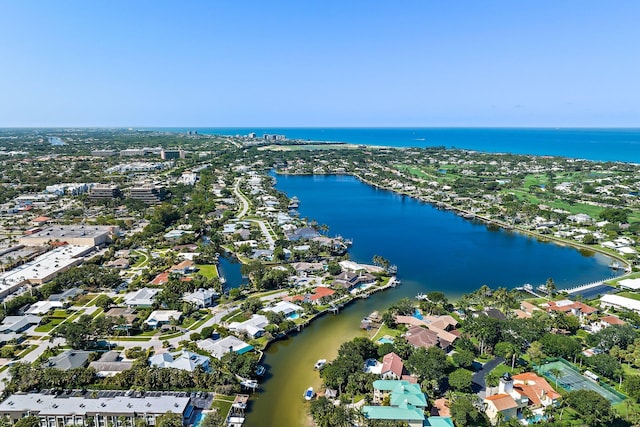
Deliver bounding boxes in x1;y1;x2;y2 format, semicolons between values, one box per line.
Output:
276;169;632;289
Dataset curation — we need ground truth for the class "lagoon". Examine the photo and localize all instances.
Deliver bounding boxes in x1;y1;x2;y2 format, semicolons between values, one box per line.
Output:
244;173;618;427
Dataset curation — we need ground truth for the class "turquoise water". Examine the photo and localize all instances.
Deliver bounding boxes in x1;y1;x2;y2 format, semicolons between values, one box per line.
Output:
192;412;205;427
157;127;640;163
413;308;423;320
377;337;395;344
287;312;300;320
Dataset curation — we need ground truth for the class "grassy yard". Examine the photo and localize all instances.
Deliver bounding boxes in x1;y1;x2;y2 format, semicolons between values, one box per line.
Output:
197;264;219;279
189;314;214;330
210;395;235;417
617;292;640;301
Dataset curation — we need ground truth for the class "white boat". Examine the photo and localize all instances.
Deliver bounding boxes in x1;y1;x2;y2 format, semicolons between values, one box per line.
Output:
314;359;326;370
304;387;314;400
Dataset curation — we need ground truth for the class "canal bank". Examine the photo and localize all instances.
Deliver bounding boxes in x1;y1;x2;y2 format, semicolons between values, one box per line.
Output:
244;173;620;427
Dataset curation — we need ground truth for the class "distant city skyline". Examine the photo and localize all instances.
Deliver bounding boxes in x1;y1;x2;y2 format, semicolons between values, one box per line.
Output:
1;1;638;127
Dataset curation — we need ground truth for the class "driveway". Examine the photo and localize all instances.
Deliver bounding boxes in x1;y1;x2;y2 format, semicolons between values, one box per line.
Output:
471;356;504;397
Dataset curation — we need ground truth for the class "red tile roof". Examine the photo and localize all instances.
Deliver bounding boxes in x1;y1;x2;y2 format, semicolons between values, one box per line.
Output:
512;372;561;406
381;352;404;378
485;394;518;411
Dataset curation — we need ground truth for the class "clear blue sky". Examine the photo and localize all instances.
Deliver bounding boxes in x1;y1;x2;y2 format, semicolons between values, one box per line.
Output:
1;1;638;127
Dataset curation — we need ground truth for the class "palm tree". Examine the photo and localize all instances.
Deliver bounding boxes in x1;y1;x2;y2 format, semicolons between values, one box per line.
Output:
545;278;556;297
549;368;562;388
521;406;534;424
495;410;505;427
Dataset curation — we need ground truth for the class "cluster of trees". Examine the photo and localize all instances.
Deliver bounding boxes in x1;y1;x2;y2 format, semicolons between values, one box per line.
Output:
7;363;96;393
39;264;122;298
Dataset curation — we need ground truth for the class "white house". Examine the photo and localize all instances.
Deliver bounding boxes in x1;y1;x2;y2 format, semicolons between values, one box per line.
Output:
183;288;218;308
124;287;160;308
228;314;269;338
144;310;182;328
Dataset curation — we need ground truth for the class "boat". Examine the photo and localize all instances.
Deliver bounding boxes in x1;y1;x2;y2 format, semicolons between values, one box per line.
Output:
416;293;428;301
314;359;326;370
255;365;266;376
609;262;621;270
240;379;258;389
304;387;314;400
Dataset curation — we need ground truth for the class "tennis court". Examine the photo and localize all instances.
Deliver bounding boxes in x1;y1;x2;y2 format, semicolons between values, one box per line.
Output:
538;359;625;404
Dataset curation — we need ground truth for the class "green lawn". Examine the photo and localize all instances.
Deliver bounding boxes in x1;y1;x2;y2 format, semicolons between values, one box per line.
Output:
617;292;640;301
210;395;235;417
197;264;219;279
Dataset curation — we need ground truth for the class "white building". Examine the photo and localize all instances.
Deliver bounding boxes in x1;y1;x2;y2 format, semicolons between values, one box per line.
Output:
124;287;160;308
601;294;640;313
183;288;218;308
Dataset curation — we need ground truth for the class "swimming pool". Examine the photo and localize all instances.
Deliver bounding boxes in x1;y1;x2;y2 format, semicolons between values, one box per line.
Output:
287;312;300;320
193;412;206;427
413;308;423;320
377;337;394;344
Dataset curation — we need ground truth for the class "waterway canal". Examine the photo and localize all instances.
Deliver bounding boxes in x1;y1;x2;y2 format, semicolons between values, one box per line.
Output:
244;173;619;427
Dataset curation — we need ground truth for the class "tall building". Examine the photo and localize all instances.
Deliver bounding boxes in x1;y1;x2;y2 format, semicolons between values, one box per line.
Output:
129;184;166;204
89;184;122;200
161;149;185;160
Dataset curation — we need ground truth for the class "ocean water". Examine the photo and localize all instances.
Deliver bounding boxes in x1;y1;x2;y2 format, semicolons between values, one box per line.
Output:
156;127;640;163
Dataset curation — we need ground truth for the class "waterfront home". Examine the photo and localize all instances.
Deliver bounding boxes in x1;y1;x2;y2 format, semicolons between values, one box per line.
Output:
264;300;303;317
590;314;626;333
381;352;405;380
197;336;254;359
289;286;336;305
169;260;196;275
124;287;159;308
332;271;376;290
228;314;269;338
44;350;92;371
0;392;193;427
149;349;210;372
291;261;325;275
396;315;459;350
144;310;182;329
404;326;440;350
285;226;320;241
543;299;598;319
363;380;427;427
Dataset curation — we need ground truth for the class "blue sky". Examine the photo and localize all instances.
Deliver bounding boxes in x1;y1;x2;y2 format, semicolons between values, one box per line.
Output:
1;1;638;127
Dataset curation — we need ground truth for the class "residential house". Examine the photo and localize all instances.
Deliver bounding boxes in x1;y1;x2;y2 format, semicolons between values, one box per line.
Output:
543;299;598;320
197;336;254;360
0;315;41;334
170;260;196;275
88;351;133;377
229;314;269;338
149;350;210;372
104;308;138;330
264;301;303;317
381;352;405;380
332;271;377;290
404;326;440;350
124;287;159;308
48;288;84;302
25;301;64;315
144;310;182;329
183;288;218;308
363;380;427;427
289;286;336;305
44;350;92;371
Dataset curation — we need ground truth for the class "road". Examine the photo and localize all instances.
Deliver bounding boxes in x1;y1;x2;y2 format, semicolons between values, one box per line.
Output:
471;356;504;398
233;179;250;219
